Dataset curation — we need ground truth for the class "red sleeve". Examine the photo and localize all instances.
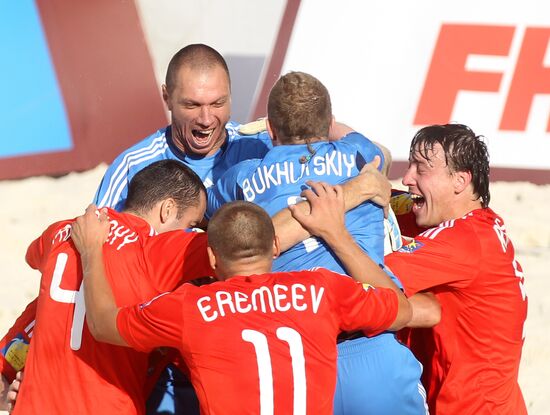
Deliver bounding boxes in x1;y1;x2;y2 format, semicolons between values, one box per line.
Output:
318;269;399;336
385;221;480;296
117;287;189;352
25;235;45;271
144;230;212;292
25;220;73;271
0;299;37;382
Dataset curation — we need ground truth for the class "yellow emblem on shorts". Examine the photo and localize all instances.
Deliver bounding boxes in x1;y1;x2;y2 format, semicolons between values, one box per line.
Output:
5;338;29;371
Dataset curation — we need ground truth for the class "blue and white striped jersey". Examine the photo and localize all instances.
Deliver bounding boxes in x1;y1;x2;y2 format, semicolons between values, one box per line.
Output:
208;132;386;273
94;121;272;211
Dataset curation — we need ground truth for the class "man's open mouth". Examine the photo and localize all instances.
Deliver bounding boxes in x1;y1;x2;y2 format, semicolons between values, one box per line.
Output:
192;129;214;144
410;193;425;211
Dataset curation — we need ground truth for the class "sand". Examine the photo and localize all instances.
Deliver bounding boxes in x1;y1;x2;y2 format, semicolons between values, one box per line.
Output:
0;167;548;413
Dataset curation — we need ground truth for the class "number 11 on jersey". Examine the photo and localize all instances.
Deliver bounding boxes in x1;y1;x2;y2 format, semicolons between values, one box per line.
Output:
242;327;306;415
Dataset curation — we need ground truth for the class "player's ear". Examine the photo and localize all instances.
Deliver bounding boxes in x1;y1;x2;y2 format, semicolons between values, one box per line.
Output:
272;235;281;259
266;119;277;145
161;84;172;110
159;198;176;224
453;170;472;195
207;246;217;270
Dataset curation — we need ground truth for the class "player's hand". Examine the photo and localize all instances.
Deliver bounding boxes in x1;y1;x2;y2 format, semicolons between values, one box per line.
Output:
71;204;111;257
289;181;345;244
6;371;23;413
358;156;391;217
238;118;267;135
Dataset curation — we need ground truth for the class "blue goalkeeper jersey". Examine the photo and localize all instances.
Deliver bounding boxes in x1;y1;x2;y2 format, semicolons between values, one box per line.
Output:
208;132;386;272
94;121;272;211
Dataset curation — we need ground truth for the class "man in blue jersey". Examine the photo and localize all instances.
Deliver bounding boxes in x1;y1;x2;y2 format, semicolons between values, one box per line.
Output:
208;71;429;414
89;44;275;414
94;44;273;212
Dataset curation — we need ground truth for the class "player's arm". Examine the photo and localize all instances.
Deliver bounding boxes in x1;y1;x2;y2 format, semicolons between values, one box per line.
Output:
406;292;441;327
273;155;391;251
70;206;127;346
290;181;411;330
328;120;391;175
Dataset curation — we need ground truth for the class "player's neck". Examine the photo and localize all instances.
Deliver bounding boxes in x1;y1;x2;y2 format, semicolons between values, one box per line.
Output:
216;257;273;281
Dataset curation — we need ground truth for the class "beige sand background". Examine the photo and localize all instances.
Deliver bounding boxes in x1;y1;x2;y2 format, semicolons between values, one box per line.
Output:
0;166;548;413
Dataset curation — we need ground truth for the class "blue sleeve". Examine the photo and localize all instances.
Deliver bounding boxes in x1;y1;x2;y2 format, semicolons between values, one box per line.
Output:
206;163;246;219
341;132;384;172
93;155;129;211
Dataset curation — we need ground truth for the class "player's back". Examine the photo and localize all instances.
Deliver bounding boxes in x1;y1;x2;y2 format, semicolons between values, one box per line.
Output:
212;133;385;273
171;270;397;414
14;210;157;415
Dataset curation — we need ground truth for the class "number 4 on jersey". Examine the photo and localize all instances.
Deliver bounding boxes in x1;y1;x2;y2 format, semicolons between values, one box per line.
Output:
49;253;86;351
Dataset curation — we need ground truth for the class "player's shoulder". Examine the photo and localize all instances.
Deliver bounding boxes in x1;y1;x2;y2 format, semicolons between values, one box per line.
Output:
415;210;488;249
338;131;375;147
300;267;351;286
221;157;262;182
104;210;154;247
226;120;272;145
43;219;75;245
110;126;170;164
148;228;206;248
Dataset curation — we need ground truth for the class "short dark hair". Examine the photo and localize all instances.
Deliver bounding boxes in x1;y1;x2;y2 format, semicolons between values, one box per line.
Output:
207;201;274;262
124;160;206;217
410;124;490;207
268;71;332;143
165;44;230;93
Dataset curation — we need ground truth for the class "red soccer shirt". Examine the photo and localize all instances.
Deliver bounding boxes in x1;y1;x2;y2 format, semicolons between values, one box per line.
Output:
13;209;212;415
117;268;399;415
386;208;528;415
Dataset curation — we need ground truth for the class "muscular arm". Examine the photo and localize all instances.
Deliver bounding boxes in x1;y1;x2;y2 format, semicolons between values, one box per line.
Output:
290;183;411;330
290;182;441;329
71;206;127;346
273;156;391;252
406;292;441;327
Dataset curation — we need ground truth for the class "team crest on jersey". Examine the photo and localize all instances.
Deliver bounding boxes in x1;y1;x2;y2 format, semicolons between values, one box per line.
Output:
398;240;424;253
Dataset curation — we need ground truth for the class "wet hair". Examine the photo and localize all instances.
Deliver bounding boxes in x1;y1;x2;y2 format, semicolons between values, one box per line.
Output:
124;160;205;217
207;201;275;262
410;124;490;207
267;71;332;144
165;44;231;93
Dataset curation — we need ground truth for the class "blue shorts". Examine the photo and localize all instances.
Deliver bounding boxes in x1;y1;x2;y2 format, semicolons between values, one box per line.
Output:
334;332;429;415
146;364;199;415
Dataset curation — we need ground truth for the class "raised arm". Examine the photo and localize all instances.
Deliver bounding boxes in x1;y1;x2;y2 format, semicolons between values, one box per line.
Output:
71;206;127;346
289;182;440;329
289;182;410;330
273;156;391;252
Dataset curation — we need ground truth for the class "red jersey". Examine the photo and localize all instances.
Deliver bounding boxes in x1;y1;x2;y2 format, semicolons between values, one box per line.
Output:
386;208;527;415
117;268;399;415
13;209;212;415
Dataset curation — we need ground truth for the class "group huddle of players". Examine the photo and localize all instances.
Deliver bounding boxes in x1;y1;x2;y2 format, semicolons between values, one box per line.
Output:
0;44;527;415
